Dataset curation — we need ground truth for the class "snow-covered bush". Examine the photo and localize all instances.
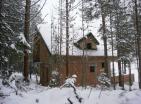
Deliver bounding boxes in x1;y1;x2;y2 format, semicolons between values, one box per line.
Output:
97;73;111;88
1;70;13;86
14;78;29;92
61;74;77;88
61;75;83;104
1;71;30;94
49;70;60;87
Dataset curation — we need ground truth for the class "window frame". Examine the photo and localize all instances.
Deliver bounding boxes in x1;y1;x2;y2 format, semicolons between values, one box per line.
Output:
89;64;96;72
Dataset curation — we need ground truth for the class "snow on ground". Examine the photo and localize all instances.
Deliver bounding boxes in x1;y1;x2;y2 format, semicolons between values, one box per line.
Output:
0;73;141;104
0;61;140;104
1;82;141;104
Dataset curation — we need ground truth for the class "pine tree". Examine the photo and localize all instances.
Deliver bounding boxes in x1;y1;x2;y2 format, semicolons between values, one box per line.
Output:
23;0;31;81
0;0;42;81
83;0;114;76
0;0;23;69
134;0;141;89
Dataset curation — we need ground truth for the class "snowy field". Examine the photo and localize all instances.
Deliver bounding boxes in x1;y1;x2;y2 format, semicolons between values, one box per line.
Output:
1;81;141;104
0;72;141;104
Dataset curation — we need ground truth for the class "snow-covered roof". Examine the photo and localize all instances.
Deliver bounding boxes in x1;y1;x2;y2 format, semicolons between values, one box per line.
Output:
37;24;116;57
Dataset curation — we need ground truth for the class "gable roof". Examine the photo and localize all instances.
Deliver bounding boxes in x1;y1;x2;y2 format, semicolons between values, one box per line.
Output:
36;30;52;55
77;32;99;45
37;24;117;57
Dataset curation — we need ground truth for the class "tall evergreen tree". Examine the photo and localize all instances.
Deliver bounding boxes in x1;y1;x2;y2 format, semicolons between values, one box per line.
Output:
134;0;141;89
0;0;42;72
83;0;114;76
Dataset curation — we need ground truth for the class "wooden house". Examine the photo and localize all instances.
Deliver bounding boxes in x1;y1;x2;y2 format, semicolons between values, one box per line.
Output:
33;24;117;86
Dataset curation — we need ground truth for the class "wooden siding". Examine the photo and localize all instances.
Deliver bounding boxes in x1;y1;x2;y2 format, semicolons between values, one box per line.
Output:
33;32;118;86
33;33;51;85
50;55;113;86
33;35;40;62
111;74;134;84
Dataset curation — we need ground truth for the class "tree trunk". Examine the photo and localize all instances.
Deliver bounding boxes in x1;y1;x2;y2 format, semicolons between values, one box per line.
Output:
0;0;3;17
121;60;124;90
59;0;63;56
134;0;141;89
110;13;116;90
66;0;69;77
129;62;132;91
0;0;3;71
114;5;123;87
124;61;126;74
81;0;87;87
118;60;123;86
23;0;31;81
100;2;108;76
0;0;3;32
23;49;29;81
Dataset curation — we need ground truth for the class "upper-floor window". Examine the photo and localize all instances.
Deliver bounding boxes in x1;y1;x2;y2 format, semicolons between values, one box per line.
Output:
86;43;92;49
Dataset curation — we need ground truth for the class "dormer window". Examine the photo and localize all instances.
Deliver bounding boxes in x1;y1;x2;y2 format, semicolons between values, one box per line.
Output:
87;43;92;49
74;32;99;50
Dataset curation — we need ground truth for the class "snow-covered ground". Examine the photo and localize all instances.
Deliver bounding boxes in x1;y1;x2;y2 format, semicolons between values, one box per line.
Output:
1;82;141;104
0;71;141;104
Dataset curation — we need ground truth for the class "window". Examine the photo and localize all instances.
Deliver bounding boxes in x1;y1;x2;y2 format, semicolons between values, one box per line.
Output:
86;43;92;49
90;65;96;72
102;62;105;68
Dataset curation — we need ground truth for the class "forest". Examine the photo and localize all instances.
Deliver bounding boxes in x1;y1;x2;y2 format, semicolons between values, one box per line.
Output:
0;0;141;104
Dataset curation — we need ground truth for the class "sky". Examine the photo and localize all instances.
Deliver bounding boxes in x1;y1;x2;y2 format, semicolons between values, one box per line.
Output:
38;0;133;38
39;0;101;37
39;0;59;24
